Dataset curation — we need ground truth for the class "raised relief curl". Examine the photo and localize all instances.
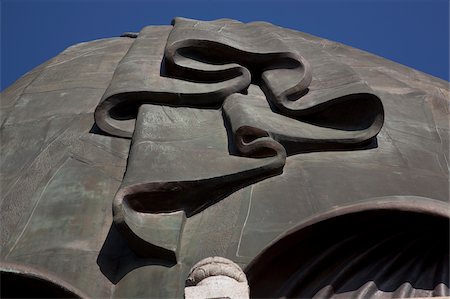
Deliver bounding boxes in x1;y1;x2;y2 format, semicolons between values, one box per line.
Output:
94;18;384;261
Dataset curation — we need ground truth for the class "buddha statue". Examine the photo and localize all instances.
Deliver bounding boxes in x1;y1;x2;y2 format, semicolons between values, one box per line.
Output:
1;18;448;298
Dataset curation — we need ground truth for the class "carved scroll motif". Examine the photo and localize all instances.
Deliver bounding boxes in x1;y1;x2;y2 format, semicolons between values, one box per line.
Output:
94;18;384;261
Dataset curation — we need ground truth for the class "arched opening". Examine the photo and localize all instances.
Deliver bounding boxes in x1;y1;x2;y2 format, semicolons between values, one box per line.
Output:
246;200;449;298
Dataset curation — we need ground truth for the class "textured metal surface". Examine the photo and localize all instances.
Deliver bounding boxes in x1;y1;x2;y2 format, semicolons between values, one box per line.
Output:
1;18;449;298
98;18;384;263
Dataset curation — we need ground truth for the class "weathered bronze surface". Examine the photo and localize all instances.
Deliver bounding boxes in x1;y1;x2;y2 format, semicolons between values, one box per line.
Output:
1;18;448;298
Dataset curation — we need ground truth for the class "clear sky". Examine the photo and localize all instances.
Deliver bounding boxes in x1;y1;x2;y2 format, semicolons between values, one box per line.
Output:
1;0;449;91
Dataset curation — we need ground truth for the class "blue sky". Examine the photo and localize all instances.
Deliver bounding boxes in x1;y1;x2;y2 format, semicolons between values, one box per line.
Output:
1;0;449;91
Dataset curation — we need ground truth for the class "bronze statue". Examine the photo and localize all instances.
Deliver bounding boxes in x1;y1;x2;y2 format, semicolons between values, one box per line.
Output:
1;18;448;298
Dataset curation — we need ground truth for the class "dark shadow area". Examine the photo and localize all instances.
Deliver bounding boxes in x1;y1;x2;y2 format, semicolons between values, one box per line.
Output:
0;272;79;298
246;209;449;298
222;109;240;156
89;123;118;138
96;223;177;284
282;136;378;156
294;93;383;131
